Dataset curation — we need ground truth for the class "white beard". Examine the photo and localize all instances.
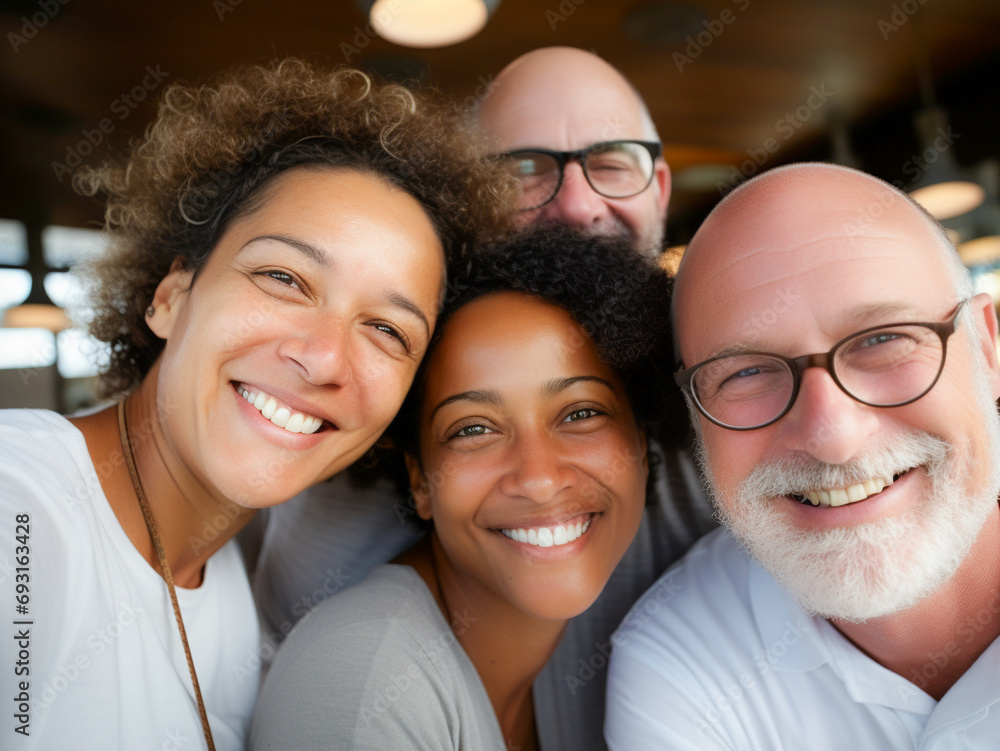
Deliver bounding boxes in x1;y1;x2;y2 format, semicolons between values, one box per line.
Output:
696;352;1000;623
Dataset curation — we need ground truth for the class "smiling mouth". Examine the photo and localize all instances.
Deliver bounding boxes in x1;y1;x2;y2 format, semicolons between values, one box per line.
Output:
790;470;910;508
499;514;593;548
235;382;327;435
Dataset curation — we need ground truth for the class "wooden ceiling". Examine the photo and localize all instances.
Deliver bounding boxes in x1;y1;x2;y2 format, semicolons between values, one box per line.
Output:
1;0;999;240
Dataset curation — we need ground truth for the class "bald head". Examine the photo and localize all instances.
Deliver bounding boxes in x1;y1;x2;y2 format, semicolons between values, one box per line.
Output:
477;47;659;146
675;163;972;360
478;47;670;257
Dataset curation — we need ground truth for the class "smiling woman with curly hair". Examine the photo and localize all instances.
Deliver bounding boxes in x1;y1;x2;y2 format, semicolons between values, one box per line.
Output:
0;58;515;750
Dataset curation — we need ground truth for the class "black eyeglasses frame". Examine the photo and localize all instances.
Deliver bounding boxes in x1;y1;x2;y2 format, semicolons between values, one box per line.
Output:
500;140;662;211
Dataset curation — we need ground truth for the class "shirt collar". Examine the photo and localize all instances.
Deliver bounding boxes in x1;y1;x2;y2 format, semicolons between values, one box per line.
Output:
747;554;829;673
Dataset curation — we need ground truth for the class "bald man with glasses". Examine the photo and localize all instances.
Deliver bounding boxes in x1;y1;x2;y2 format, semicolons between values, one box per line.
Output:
606;163;1000;750
481;47;670;258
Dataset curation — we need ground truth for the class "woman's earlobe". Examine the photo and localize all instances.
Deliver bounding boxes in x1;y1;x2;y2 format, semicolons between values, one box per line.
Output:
147;257;194;340
405;452;433;521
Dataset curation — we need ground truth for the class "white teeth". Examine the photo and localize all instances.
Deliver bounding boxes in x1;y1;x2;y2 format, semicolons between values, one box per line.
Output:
261;397;277;420
846;484;866;502
500;518;592;548
828;488;850;507
271;407;291;428
239;386;323;435
798;476;894;508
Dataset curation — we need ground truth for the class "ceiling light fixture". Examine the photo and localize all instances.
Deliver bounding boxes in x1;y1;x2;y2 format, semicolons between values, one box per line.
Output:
908;106;984;220
2;221;70;333
905;19;984;221
357;0;500;48
2;281;69;332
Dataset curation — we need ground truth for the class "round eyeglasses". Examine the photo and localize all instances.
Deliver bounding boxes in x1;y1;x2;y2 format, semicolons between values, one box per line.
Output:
674;300;969;431
499;140;662;211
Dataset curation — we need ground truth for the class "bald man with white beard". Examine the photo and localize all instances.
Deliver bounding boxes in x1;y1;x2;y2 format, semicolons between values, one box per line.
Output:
606;163;1000;750
252;48;716;751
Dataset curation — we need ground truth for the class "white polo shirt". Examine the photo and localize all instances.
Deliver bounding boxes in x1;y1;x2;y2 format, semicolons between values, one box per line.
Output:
606;528;1000;751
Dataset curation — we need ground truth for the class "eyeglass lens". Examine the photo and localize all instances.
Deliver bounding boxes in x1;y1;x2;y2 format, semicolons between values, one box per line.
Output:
507;142;655;209
691;324;946;428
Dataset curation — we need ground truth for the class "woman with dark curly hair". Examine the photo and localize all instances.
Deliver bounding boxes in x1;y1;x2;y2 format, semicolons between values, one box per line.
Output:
250;226;673;751
0;59;513;749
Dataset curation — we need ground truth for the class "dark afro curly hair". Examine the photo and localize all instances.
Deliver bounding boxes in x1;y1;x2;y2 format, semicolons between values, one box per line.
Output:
368;225;688;494
73;58;518;398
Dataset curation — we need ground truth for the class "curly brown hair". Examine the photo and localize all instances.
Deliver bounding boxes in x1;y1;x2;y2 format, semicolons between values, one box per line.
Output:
74;58;517;398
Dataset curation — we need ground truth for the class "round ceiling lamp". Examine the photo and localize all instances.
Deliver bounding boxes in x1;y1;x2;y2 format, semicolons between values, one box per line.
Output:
359;0;500;48
907;107;984;221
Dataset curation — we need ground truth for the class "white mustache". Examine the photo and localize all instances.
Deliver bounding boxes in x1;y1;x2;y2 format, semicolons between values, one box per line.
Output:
737;428;952;501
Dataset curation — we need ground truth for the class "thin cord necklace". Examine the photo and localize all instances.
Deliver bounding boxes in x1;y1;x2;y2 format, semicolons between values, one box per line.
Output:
428;536;456;631
117;400;217;751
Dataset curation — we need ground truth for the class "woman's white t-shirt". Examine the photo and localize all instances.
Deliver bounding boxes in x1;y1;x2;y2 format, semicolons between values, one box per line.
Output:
0;409;259;750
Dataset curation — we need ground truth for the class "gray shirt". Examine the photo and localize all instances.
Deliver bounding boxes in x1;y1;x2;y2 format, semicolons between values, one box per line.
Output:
252;440;716;750
250;565;507;751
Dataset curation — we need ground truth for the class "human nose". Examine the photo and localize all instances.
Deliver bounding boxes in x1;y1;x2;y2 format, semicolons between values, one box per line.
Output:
276;320;353;387
539;161;611;229
498;431;576;504
779;367;880;465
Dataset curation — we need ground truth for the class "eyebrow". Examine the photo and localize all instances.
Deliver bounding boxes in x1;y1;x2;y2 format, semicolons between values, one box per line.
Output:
243;234;329;267
544;375;618;396
429;375;618;421
701;301;943;361
429;388;503;421
840;301;932;327
242;235;430;338
387;292;430;339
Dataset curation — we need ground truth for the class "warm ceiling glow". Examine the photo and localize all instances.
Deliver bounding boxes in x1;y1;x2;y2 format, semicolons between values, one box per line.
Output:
369;0;488;48
3;303;71;333
958;235;1000;266
660;245;686;277
909;180;986;221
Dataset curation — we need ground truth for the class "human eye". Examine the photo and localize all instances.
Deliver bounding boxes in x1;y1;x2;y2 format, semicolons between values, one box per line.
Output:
839;326;923;371
447;422;497;441
858;331;906;348
254;268;305;293
698;356;786;401
588;151;635;172
563;407;602;423
370;322;409;351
